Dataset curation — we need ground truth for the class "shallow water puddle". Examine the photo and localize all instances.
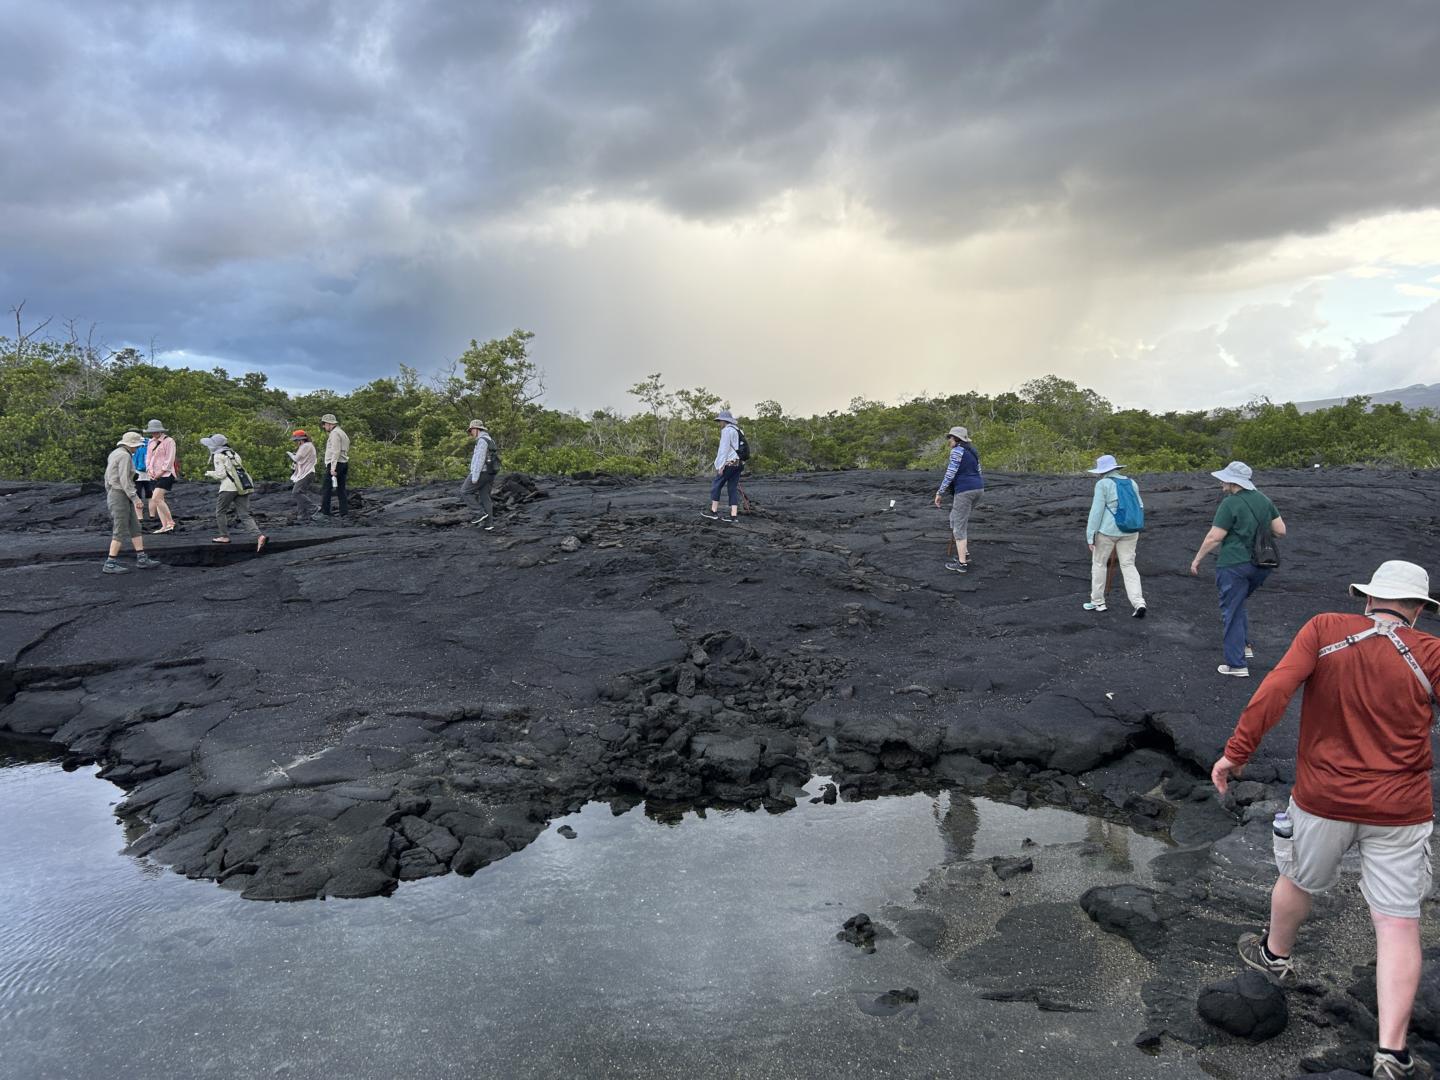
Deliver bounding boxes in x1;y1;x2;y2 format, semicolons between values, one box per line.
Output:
0;746;1190;1080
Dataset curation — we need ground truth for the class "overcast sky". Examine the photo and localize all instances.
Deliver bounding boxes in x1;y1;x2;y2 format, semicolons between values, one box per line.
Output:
3;0;1439;415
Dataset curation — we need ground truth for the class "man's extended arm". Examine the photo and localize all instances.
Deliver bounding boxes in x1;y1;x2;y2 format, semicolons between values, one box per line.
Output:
1211;618;1319;793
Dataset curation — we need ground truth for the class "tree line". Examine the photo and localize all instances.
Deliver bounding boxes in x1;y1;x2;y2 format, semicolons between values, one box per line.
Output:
3;322;1439;487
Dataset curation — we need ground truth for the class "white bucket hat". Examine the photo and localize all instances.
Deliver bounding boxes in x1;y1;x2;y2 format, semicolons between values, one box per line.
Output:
117;431;145;449
1088;454;1122;475
1211;461;1255;490
946;426;971;442
200;434;229;450
714;409;736;423
1349;561;1438;610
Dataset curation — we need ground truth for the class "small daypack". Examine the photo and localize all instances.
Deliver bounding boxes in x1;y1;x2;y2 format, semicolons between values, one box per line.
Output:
483;437;501;475
1110;476;1144;533
1243;495;1280;569
221;450;255;493
736;428;752;463
132;442;148;472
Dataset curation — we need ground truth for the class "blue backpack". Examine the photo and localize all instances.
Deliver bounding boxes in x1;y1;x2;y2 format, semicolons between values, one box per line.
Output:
1110;476;1144;533
132;442;148;472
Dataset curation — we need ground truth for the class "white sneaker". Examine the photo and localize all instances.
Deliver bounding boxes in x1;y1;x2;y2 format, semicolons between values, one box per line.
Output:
1218;664;1250;677
1244;645;1255;660
1083;601;1107;612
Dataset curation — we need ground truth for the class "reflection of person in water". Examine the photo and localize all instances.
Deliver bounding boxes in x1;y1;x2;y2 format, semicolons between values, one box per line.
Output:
934;793;980;862
1085;816;1134;873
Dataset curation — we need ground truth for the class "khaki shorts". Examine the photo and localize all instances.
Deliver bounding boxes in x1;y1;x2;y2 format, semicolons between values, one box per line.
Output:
1279;799;1434;919
107;488;140;542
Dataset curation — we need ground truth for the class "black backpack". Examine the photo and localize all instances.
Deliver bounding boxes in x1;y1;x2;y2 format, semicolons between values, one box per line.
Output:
736;428;752;463
483;437;501;475
1244;495;1280;569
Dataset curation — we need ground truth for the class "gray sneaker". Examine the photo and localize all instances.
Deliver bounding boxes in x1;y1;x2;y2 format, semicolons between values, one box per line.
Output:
1237;930;1296;984
135;553;161;569
1374;1050;1435;1079
944;561;968;574
102;559;129;574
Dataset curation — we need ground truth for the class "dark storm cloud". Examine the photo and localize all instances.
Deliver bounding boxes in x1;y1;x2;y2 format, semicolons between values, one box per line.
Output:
2;0;1438;388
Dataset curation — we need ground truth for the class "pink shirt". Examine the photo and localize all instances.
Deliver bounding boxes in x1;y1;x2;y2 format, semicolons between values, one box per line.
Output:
147;435;179;478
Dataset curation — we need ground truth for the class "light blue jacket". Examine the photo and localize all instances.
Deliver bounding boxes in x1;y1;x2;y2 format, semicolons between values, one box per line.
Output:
1086;474;1142;543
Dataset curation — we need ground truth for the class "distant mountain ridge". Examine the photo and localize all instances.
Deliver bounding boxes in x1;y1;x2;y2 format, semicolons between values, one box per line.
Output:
1292;383;1440;414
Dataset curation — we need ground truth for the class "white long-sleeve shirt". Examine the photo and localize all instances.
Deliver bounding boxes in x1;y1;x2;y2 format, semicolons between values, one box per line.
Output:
468;433;495;483
289;441;316;483
713;424;740;471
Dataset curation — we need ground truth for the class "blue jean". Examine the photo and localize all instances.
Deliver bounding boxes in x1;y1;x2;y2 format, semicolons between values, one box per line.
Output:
710;463;742;509
1217;563;1271;667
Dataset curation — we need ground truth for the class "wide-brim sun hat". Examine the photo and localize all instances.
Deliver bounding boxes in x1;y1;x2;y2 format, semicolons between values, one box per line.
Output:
946;426;971;441
1088;454;1122;474
1349;560;1438;610
144;419;166;434
200;434;229;450
118;431;145;448
320;413;339;424
1211;461;1255;490
714;409;736;423
467;418;487;431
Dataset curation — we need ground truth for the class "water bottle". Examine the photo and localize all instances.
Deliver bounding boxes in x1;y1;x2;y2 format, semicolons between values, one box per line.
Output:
1272;811;1294;869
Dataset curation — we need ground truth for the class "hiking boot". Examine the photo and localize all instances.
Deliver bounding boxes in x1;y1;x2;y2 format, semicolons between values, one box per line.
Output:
944;561;968;574
1083;600;1107;612
1237;931;1296;984
700;510;720;520
101;559;129;575
1244;645;1255;660
1218;664;1250;677
1375;1050;1435;1079
1132;606;1147;619
135;553;161;569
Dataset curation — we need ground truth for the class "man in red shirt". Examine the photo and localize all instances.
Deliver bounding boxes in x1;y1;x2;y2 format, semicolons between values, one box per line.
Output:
1212;561;1440;1080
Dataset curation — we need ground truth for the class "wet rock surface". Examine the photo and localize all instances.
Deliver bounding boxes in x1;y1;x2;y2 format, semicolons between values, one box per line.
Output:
5;466;1440;1077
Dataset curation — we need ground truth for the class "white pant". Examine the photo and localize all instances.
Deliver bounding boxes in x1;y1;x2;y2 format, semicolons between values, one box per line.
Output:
1091;532;1144;609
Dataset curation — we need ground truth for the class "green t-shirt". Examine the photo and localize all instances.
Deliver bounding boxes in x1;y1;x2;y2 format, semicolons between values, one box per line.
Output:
1213;489;1279;568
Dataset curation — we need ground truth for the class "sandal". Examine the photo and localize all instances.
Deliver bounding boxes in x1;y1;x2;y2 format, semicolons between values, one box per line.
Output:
157;525;176;534
211;537;231;544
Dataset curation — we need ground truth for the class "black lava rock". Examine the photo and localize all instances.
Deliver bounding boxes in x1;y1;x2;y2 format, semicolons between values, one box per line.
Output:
837;913;878;952
990;856;1034;881
1197;970;1288;1041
